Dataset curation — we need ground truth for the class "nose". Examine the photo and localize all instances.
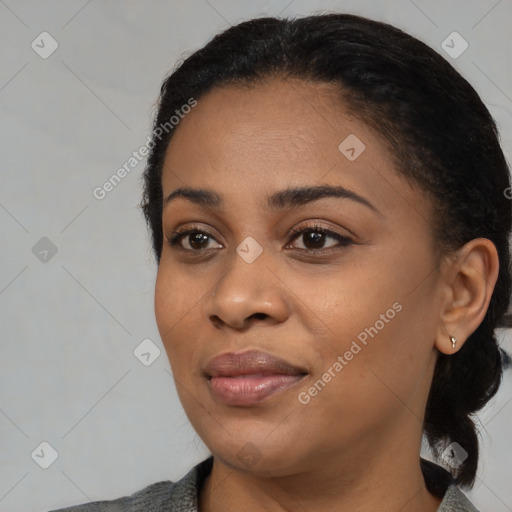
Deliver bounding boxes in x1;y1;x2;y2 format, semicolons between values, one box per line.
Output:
204;248;291;331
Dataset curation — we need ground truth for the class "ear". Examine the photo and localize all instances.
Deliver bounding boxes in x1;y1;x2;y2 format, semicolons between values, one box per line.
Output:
435;238;499;355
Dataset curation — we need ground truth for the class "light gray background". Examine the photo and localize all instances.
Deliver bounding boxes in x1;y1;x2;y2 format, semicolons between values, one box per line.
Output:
1;1;511;511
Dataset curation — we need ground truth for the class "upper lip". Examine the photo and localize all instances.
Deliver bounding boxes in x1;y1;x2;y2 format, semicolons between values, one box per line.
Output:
204;350;308;378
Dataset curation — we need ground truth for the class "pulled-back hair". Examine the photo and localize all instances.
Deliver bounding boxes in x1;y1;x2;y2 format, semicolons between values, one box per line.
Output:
140;13;512;488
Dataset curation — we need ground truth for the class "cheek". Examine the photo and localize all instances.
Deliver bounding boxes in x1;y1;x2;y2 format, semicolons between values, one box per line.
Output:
154;262;201;330
154;270;174;344
154;267;200;364
303;245;436;379
309;275;438;423
295;313;428;441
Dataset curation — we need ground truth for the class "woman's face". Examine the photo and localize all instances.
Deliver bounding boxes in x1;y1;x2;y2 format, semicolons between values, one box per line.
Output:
155;78;444;476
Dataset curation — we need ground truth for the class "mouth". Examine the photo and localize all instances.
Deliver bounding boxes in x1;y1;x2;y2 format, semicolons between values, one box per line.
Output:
204;350;308;406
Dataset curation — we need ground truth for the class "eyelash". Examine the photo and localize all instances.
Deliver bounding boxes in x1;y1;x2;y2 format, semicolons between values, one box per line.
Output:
166;222;354;255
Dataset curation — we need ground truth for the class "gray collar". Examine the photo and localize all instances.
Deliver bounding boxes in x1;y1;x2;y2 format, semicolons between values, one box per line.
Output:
171;457;479;512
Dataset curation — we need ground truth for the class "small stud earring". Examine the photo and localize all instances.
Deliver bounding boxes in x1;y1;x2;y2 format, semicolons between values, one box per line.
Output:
449;335;457;349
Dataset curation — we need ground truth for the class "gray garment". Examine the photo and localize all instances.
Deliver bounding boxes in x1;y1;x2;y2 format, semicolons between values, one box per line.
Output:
49;457;480;512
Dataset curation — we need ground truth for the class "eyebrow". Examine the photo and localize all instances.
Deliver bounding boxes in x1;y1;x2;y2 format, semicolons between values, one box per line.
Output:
164;184;380;214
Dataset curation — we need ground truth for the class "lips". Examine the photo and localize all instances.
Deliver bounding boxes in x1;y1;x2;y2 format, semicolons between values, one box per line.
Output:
204;350;308;406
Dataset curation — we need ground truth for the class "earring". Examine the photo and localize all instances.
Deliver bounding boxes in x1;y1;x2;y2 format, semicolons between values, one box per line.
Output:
449;335;457;349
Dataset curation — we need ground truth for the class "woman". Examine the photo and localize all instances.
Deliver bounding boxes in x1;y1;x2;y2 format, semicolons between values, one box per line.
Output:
52;12;511;512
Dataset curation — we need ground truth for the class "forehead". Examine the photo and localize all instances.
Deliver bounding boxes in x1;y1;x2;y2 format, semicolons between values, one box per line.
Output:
170;79;354;154
165;79;389;180
161;78;429;226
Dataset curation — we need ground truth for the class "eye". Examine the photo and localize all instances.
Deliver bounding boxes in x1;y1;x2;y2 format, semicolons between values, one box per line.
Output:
286;223;354;252
166;223;354;254
167;228;222;252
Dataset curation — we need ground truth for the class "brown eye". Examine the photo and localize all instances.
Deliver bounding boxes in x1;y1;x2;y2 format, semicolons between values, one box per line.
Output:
185;232;211;250
167;229;222;251
298;230;329;249
287;224;353;252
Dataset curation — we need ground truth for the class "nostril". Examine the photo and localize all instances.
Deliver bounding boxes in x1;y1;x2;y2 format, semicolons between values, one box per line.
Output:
250;313;268;321
209;315;224;328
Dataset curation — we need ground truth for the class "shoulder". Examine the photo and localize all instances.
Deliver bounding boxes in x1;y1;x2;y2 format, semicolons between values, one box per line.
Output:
437;484;481;512
48;457;213;512
420;458;481;512
49;480;175;512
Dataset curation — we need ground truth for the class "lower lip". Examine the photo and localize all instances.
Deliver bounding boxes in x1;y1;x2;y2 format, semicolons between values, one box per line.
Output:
208;374;306;406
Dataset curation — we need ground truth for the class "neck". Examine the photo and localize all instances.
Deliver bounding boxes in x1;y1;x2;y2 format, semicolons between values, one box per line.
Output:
199;433;443;512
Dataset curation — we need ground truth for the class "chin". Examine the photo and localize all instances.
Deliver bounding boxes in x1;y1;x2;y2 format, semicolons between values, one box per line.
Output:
205;433;308;477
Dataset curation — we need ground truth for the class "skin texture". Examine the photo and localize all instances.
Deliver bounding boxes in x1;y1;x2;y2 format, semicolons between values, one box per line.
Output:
154;78;499;512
